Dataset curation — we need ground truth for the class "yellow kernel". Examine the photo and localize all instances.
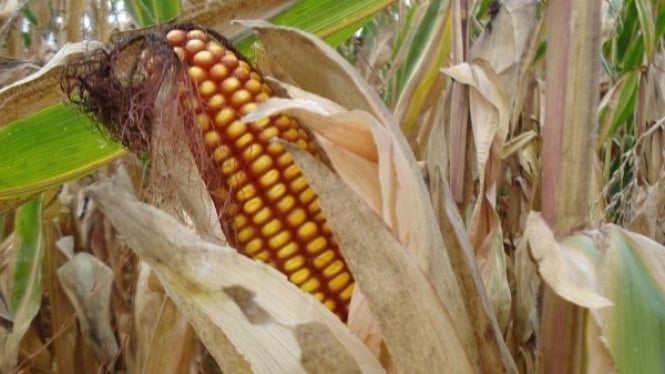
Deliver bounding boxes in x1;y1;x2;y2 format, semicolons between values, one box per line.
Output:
245;79;262;94
233;66;250;81
214;108;235;128
231;89;251;107
207;41;225;57
323;299;336;312
221;157;239;175
256;92;270;103
340;284;354;301
185;38;206;55
233;214;248;230
277;242;298;260
209;63;229;81
198;80;217;98
166;29;187;46
300;277;321;293
238;60;251;72
297;221;318;241
261;83;272;94
321;222;332;235
221;54;239;69
276;152;293;167
286;208;306;227
220;77;241;94
314;211;326;223
193;50;215;69
299;189;316;205
283;255;305;273
236;133;254;150
241;143;262;162
306;236;327;254
243;197;263;215
252;207;272;225
275;115;290;130
235;183;256;202
283;164;300;180
266;142;284;155
254;117;271;129
207;94;225;112
260;126;279;141
289;176;308;194
289;268;311;286
226;121;247;140
328;271;351;292
297;129;309;140
187;29;207;41
269;230;291;249
324;260;345;279
308;200;320;215
261;218;283;237
258;169;280;189
283;128;298;142
276;195;295;213
187;66;207;84
196;113;211;130
204;131;221;148
255;251;270;262
313;292;325;302
250;155;274;176
237;227;256;243
212;145;231;162
245;238;263;255
266;183;286;201
296;139;309;150
240;102;258;115
313;250;335;269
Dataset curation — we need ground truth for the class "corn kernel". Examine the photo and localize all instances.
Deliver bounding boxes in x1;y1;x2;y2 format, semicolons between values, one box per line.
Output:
204;131;221;148
266;183;286;201
237;227;256;243
261;218;282;237
235;184;256;202
207;41;225;57
259;126;279;141
209;63;229;81
286;208;306;227
193;50;215;69
220;77;241;94
245;238;263;255
252;207;272;225
289;176;308;193
313;292;325;302
255;250;270;262
196;113;211;130
300;278;321;293
236;133;254;150
276;242;298;259
214;108;235;128
299;189;316;205
283;128;298;142
340;284;354;301
221;157;239;175
269;230;291;249
221;54;238;70
207;94;225;112
289;268;311;286
323;260;344;279
185;38;206;54
329;271;351;292
187;29;207;41
240;102;258;115
166;29;186;46
188;66;207;83
297;221;318;242
258;169;280;189
306;236;327;254
276;195;295;213
233;214;248;230
313;249;335;269
245;79;262;94
226;121;247;140
323;299;337;312
284;255;305;273
283;164;300;180
243;197;262;215
231;89;251;107
250;155;274;176
198;80;217;97
241;143;262;162
275;115;290;130
276;152;292;167
228;171;248;188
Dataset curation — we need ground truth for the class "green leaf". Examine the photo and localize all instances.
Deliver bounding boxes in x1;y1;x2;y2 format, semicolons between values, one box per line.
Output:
604;228;665;373
10;198;43;315
123;0;181;27
0;104;125;200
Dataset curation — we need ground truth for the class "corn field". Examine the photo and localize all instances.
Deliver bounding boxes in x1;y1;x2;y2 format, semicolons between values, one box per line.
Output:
0;0;664;373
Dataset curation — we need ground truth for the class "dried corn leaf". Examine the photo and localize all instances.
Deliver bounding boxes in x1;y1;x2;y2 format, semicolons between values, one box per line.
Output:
86;180;383;374
285;142;475;373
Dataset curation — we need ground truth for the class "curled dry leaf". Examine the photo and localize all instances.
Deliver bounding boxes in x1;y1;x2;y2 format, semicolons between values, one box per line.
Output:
525;212;612;309
56;252;118;364
283;142;475;373
85;180;383;374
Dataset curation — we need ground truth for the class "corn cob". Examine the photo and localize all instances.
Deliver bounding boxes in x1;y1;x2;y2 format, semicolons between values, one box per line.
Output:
165;27;353;320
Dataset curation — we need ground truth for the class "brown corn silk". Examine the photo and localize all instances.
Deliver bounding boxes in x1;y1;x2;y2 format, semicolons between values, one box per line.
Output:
164;26;354;320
